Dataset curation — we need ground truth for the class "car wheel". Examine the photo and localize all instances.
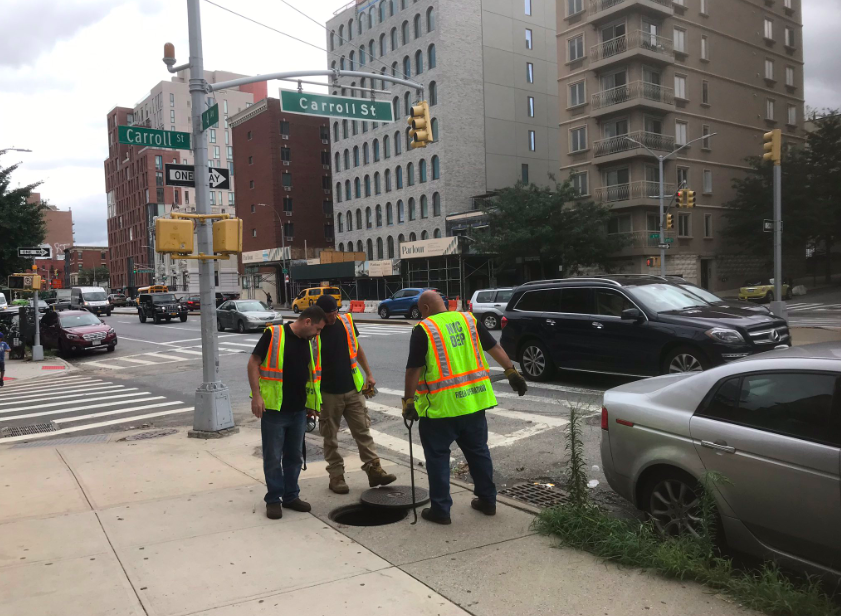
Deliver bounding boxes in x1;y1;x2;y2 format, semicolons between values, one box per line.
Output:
784;287;792;300
519;340;555;382
379;306;390;319
293;305;300;314
180;314;188;322
107;310;112;316
410;306;421;320
641;469;705;539
765;291;774;304
482;313;499;330
663;346;709;374
166;316;172;322
139;311;146;323
217;319;225;332
106;344;116;353
58;339;70;357
237;320;246;334
153;314;161;324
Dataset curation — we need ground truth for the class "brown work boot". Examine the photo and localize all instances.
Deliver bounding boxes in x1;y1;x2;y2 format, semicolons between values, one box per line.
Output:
282;498;311;512
329;475;350;494
365;461;397;487
266;502;283;520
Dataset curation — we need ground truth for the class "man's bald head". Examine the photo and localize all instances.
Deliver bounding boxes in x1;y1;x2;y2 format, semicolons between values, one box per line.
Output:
418;290;446;319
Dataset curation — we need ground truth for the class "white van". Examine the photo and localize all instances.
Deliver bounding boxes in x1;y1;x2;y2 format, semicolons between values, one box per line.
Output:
71;286;111;316
0;292;7;311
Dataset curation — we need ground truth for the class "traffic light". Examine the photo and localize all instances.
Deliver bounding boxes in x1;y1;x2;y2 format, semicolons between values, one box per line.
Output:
407;101;432;148
155;218;195;254
666;214;674;229
685;190;696;208
212;218;243;255
646;256;661;268
676;189;686;208
763;129;782;165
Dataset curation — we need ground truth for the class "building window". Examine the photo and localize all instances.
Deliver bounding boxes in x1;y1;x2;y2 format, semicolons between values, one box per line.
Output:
673;27;686;53
704;214;713;238
568;35;584;62
402;20;409;45
764;18;773;40
703;169;713;194
413;13;422;38
788;104;797;125
431;118;438;141
567;0;583;16
373;139;380;162
280;121;290;135
525;28;533;50
420;159;427;182
785;26;795;47
427;7;435;31
700;0;708;14
170;93;175;107
396;166;403;188
387;236;395;258
408;198;416;221
786;66;795;87
521;164;529;184
364;143;371;164
282;172;292;188
571;171;588;196
674;75;687;100
249;180;254;189
702;80;709;105
702;124;711;149
398;200;405;223
284;222;294;238
432;155;440;180
170;110;175;123
526;62;534;83
429;81;437;106
608;215;632;234
356;209;363;229
700;35;709;60
528;96;535;117
766;98;775;120
433;192;441;216
528;130;536;151
415;50;423;74
525;0;532;15
281;147;291;161
283;197;293;213
674;121;688;146
227;146;233;159
420;195;428;218
252;229;257;238
569;126;587;153
569;81;585;107
154;155;163;170
678;213;691;237
676;166;689;188
765;59;775;80
386;202;394;225
428;44;436;69
407;162;415;186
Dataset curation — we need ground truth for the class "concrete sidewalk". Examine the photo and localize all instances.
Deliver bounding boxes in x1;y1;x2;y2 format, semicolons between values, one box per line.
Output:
1;356;74;385
0;425;757;616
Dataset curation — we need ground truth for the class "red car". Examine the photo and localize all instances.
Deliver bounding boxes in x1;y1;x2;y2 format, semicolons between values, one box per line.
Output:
183;295;201;311
41;310;118;356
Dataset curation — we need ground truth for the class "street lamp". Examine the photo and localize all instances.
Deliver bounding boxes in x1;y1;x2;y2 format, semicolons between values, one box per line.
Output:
0;147;33;155
258;203;290;307
623;133;717;276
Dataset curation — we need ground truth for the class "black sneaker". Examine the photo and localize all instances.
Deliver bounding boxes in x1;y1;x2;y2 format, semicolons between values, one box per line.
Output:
471;498;496;516
282;498;312;513
421;508;451;525
266;502;283;520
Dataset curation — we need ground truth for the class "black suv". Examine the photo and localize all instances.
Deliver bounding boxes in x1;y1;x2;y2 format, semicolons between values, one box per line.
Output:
138;293;188;324
500;276;790;380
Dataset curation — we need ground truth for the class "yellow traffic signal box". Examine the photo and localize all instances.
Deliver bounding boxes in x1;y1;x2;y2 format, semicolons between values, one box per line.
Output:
213;218;243;255
155;218;195;254
408;101;432;148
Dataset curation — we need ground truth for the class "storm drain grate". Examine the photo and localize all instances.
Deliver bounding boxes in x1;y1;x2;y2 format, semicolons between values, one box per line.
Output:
498;483;568;508
1;422;58;438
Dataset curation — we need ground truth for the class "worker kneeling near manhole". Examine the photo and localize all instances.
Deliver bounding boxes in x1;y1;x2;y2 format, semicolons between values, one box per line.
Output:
402;291;527;525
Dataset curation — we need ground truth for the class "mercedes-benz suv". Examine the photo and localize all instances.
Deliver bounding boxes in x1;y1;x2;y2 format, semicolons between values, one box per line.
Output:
500;276;790;380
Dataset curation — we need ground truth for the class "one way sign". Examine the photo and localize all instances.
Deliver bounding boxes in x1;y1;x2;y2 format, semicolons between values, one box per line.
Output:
18;246;51;258
165;164;230;190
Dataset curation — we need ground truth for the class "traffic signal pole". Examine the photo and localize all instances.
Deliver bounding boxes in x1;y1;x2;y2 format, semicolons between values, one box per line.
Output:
772;163;784;318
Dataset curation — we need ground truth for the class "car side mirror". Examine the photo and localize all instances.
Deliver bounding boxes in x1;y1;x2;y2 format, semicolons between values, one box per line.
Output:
621;308;643;321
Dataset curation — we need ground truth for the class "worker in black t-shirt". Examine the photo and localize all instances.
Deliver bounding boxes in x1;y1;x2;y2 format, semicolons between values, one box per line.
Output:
315;294;397;494
247;306;326;520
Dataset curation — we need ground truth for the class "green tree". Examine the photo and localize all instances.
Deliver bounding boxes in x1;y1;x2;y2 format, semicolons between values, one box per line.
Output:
804;111;841;281
77;266;110;286
0;156;46;282
473;180;624;278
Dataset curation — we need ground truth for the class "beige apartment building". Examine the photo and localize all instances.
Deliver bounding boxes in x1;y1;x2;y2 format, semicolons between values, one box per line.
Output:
558;0;804;291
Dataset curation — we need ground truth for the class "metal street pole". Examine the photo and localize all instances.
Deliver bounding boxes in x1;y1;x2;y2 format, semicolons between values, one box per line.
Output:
658;155;666;276
32;265;43;361
771;164;785;318
184;0;234;435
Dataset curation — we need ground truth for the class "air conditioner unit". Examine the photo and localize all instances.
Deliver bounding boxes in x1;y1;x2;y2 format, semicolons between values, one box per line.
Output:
321;139;329;144
323;189;331;194
281;135;289;140
283;161;290;166
322;164;330;170
284;211;292;216
285;236;294;242
283;186;292;191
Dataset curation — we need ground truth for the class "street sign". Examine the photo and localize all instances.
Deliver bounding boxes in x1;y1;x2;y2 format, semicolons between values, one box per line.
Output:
663;238;674;244
282;268;289;274
18;246;50;258
649;233;660;240
118;125;191;150
164;164;230;189
202;103;219;131
280;89;394;123
657;243;672;250
763;219;782;232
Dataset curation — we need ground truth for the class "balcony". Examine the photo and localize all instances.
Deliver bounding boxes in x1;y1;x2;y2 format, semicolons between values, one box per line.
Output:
593;130;675;164
588;0;673;24
594;180;676;208
589;30;674;70
591;80;674;117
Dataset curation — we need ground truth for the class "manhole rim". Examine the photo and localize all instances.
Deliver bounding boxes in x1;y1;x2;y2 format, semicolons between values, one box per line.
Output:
359;485;430;509
328;503;409;526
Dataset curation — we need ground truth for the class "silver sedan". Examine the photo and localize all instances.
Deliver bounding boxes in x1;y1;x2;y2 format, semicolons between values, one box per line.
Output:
600;342;841;577
216;300;283;333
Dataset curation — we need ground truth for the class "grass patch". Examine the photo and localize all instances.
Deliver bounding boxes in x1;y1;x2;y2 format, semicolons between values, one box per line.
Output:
533;406;839;616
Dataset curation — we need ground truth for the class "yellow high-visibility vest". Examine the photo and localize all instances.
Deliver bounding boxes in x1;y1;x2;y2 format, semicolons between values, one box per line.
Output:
256;325;322;411
336;313;365;392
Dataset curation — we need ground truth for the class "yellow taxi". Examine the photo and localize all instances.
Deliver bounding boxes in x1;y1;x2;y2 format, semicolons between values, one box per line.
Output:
738;278;791;303
292;286;342;313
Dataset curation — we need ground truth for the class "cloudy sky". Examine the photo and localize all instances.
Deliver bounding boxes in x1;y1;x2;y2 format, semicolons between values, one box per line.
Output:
1;0;838;245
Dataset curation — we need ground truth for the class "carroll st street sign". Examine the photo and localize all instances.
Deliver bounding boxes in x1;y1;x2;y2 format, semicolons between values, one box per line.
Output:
280;89;394;123
118;126;191;150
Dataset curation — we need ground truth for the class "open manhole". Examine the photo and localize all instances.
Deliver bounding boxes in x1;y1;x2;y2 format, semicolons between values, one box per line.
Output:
329;504;408;527
360;485;430;509
1;422;57;438
498;483;568;508
121;428;179;442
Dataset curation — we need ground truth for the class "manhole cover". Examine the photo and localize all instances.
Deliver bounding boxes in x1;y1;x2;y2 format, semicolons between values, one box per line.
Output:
330;504;408;527
360;485;430;509
122;429;178;441
1;422;57;438
498;483;568;508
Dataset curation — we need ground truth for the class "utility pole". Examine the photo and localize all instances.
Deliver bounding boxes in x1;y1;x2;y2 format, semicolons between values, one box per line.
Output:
763;129;785;318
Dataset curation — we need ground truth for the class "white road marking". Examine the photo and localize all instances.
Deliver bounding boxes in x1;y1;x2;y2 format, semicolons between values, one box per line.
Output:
377;386;571;408
216;341;257;348
0;391;145;414
117;336;184;346
81;361;126;370
159;338;203;345
169;348;205;356
488;407;569;427
118;321;134;324
118;357;160;365
487;424;556;448
0;385;126;406
3;397;168;422
0;378;103;397
57;401;183;423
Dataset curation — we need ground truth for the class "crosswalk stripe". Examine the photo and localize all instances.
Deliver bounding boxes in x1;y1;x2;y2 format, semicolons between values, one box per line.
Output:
377;386;571;408
487;424;555;448
0;391;145;414
366;401;569;428
215;341;256;348
170;348;205;356
57;401;184;423
119;357;160;365
81;361;126;370
143;352;188;362
0;377;99;393
0;385;126;406
0;407;194;444
0;396;166;422
0;379;104;398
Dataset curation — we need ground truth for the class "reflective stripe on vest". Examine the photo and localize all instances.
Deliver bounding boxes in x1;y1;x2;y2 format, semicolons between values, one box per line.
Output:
417;313;489;393
259;325;284;381
337;313;365;392
256;325;322;412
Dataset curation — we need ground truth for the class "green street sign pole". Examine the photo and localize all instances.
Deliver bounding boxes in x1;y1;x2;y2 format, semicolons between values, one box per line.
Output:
201;103;219;131
279;89;394;122
118;125;191;150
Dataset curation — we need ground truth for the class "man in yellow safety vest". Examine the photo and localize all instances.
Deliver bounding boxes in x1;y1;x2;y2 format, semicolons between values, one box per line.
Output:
314;294;397;493
403;290;527;524
248;306;326;520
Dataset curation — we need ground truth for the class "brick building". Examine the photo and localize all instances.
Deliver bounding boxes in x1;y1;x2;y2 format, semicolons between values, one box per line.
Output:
64;245;110;287
229;98;334;303
27;193;74;288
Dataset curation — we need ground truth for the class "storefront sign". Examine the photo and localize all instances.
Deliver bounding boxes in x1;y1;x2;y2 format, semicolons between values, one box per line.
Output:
399;237;459;260
368;259;400;277
242;247;291;264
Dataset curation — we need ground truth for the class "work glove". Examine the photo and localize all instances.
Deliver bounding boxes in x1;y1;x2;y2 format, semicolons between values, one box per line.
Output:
361;383;377;399
505;368;528;397
402;398;419;421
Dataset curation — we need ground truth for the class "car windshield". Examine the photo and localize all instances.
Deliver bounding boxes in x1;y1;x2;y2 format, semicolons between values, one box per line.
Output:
82;292;107;301
237;301;268;312
679;284;722;304
628;284;711;312
60;313;101;328
152;294;177;304
744;279;770;286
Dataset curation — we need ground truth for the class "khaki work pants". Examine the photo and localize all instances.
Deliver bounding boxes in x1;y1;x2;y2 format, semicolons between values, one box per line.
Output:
319;390;379;477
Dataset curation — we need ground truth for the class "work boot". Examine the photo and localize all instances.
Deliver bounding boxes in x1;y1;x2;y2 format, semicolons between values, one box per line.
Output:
471;498;497;516
329;475;350;494
266;502;283;520
421;508;451;525
365;461;397;487
282;498;312;512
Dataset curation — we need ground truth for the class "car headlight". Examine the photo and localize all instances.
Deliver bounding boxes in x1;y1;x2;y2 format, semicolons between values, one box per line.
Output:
705;327;744;344
108;328;115;334
66;334;80;341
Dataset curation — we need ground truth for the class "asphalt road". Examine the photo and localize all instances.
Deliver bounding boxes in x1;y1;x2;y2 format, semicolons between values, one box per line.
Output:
784;285;841;328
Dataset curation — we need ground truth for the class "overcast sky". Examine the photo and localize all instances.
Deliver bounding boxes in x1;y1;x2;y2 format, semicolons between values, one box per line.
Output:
1;0;838;246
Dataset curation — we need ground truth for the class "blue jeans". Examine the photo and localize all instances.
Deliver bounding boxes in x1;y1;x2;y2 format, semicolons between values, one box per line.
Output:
418;410;496;516
261;409;306;504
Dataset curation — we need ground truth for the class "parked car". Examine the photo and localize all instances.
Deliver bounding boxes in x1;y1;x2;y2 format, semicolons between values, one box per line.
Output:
51;288;72;311
137;293;188;324
600;342;841;578
665;278;771;314
40;309;117;355
107;293;128;307
739;278;792;303
0;292;7;311
378;287;443;320
469;288;514;330
217;300;283;333
182;295;201;311
499;276;790;380
215;291;240;308
292;287;342;313
70;286;111;316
